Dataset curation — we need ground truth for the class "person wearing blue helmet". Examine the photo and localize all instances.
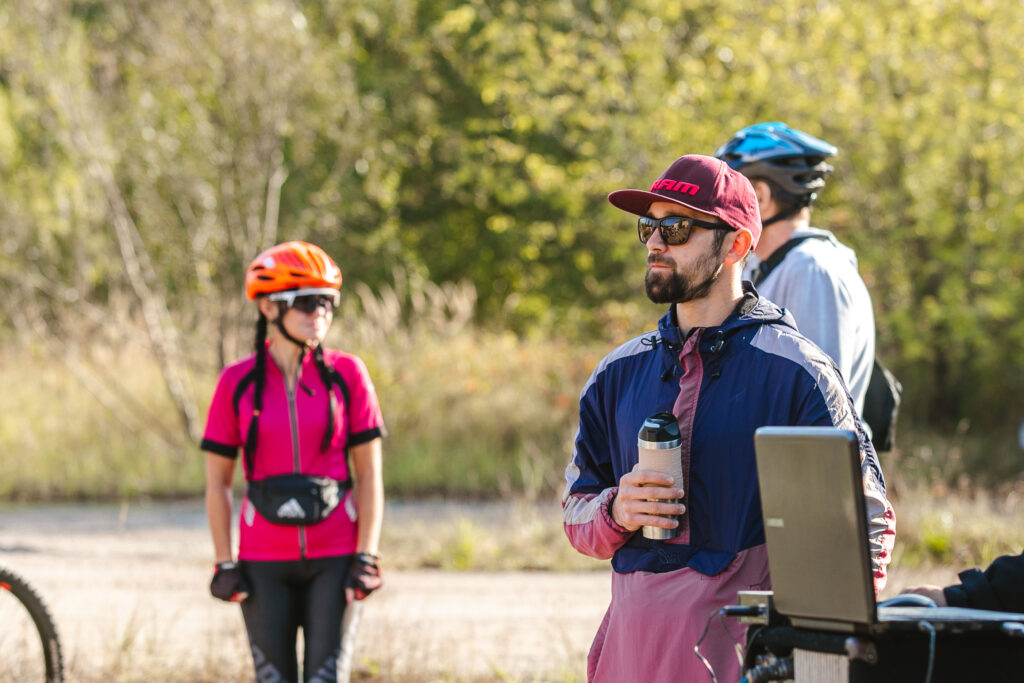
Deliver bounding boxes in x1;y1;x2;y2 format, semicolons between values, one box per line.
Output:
716;122;876;417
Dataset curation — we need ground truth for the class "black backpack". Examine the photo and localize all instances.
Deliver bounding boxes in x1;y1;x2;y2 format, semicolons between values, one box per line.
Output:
752;235;902;452
862;359;902;452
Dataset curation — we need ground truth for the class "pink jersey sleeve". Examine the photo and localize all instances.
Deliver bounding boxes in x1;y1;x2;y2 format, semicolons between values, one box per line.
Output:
200;365;244;458
336;354;385;445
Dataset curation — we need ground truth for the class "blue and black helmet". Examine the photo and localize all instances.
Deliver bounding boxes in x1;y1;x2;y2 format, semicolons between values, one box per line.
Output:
715;122;837;206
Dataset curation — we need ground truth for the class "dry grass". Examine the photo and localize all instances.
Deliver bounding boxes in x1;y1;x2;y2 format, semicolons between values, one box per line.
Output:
0;274;603;502
380;500;607;572
886;479;1024;570
3;271;1022;507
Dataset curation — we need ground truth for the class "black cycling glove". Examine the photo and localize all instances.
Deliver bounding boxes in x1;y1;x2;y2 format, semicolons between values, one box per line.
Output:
210;561;249;602
345;553;382;601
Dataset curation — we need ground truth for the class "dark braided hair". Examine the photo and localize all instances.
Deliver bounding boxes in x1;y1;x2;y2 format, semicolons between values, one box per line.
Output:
243;312;269;476
311;343;338;452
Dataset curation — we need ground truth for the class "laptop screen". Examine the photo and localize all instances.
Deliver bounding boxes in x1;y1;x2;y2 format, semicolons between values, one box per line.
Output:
754;426;876;630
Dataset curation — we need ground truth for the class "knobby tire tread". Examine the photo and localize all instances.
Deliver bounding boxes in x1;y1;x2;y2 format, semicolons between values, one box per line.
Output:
0;566;64;682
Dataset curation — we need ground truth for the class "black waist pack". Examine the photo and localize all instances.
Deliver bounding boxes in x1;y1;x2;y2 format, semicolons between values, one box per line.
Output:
246;474;351;526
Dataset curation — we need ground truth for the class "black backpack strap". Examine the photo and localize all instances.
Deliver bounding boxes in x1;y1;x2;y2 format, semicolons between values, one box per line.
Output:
230;367;258;479
322;365;353;488
321;365;351;447
231;367;257;418
751;234;830;287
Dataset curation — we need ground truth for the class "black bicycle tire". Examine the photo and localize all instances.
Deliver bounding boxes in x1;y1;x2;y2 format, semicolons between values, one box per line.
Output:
0;566;64;682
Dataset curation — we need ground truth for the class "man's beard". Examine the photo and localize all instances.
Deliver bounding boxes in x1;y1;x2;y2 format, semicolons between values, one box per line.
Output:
645;243;724;304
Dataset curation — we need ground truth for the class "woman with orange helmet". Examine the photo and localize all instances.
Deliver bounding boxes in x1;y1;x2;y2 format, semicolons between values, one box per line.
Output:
201;241;385;682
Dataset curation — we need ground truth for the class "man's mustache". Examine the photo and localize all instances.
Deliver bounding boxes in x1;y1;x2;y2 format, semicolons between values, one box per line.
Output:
647;255;675;268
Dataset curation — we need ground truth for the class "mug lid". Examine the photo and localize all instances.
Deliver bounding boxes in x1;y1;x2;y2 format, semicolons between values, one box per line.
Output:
638;412;680;443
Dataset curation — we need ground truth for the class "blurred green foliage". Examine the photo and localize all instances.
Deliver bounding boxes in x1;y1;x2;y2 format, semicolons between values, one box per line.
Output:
1;0;1023;460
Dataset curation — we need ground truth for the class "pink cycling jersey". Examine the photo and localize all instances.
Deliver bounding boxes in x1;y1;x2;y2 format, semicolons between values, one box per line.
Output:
201;346;384;561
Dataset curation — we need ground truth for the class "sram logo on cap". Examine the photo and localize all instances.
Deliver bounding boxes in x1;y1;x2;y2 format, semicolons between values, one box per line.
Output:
651;179;700;196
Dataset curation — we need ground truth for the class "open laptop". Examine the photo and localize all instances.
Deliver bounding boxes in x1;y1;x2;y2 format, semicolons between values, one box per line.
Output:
753;426;1024;634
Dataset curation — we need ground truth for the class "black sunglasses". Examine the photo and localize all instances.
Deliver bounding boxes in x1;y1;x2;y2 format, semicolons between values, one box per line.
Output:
267;290;339;314
290;294;337;314
637;215;733;246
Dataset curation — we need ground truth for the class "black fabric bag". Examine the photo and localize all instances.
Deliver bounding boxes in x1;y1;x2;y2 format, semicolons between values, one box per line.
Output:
246;474;350;526
863;358;903;453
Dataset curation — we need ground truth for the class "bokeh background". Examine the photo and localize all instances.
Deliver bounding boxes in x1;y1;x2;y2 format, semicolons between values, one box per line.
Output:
1;0;1024;678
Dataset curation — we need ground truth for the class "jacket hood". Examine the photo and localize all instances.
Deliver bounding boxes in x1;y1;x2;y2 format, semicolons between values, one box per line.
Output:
654;283;797;358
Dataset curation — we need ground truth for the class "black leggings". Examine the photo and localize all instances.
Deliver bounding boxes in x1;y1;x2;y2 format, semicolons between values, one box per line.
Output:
240;555;354;683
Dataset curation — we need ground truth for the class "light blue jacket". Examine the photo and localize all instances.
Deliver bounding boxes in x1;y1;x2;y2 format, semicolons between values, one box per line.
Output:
743;227;876;415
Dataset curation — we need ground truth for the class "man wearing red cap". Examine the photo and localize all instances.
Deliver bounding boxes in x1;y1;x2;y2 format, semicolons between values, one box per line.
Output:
561;155;894;682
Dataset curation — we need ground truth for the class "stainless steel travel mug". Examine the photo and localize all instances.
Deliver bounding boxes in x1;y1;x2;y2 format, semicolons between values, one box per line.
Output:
637;412;683;540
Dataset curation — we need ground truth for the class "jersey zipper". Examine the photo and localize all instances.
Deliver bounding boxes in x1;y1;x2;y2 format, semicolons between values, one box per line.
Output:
286;372;307;558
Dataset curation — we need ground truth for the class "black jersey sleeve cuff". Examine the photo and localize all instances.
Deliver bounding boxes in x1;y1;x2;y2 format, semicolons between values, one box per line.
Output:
956;567;1000;610
201;438;240;459
943;584;968;608
348;426;385;447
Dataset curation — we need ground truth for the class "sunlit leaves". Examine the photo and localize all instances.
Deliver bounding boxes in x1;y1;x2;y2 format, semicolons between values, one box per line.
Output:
0;0;1022;428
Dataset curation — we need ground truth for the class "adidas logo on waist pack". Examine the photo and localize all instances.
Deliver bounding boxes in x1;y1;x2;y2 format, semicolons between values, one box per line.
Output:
276;498;307;519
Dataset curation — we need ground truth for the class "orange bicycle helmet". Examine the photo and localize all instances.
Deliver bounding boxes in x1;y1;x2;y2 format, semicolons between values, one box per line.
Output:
245;241;342;300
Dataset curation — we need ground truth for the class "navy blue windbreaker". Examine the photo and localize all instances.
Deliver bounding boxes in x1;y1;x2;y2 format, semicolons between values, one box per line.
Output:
562;288;894;581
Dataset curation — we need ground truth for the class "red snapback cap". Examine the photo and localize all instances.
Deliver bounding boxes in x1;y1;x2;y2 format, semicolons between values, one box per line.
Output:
608;154;762;247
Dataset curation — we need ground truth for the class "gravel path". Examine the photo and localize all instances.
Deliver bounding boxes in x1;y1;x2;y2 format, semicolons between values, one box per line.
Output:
0;501;958;681
0;501;608;681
